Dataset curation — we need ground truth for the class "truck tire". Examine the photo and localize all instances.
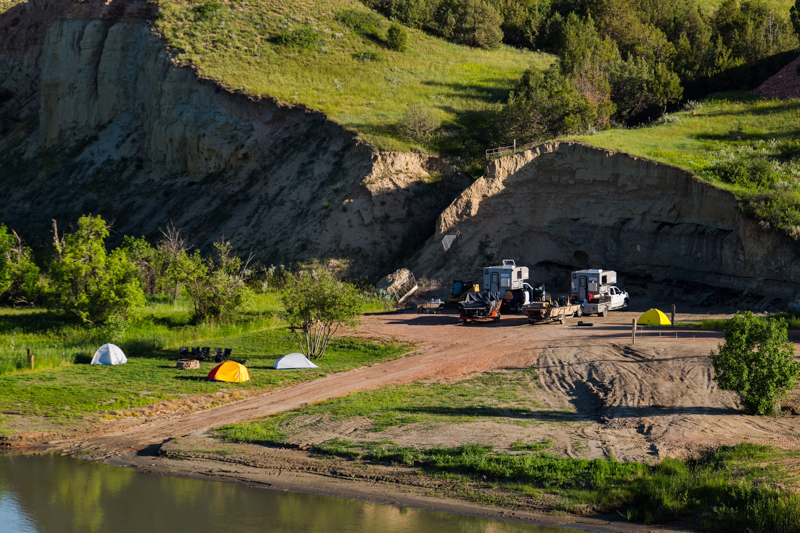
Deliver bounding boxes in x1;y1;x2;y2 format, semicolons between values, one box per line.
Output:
623;299;629;310
559;316;566;324
576;308;582;318
494;314;501;323
601;307;608;318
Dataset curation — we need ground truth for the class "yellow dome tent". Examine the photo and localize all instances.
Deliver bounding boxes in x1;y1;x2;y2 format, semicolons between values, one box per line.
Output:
207;361;251;383
637;308;671;326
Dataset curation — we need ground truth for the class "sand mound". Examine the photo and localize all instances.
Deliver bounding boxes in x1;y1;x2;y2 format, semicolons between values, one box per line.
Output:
754;54;800;98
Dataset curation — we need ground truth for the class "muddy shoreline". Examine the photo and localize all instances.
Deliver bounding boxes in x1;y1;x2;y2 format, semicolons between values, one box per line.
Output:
4;441;689;533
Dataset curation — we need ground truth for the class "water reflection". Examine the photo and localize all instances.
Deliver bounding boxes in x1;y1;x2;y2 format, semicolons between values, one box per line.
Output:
0;454;582;533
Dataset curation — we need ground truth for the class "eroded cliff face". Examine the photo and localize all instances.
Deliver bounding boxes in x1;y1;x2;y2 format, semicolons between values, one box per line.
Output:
0;0;469;272
430;142;800;298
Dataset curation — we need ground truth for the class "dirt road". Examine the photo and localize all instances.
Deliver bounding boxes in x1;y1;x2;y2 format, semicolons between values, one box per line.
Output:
54;310;800;462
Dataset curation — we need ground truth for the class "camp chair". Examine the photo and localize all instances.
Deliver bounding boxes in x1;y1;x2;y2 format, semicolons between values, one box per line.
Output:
179;347;189;359
223;348;232;360
200;347;210;361
191;347;201;360
213;348;223;361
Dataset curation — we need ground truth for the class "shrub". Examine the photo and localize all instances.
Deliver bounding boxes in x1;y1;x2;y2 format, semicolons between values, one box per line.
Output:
389;0;430;29
0;224;41;304
195;1;222;18
714;157;780;189
282;266;363;359
352;51;385;61
433;0;503;49
277;27;321;49
711;312;800;415
336;9;383;37
184;240;251;324
48;215;145;325
386;23;408;51
399;103;440;143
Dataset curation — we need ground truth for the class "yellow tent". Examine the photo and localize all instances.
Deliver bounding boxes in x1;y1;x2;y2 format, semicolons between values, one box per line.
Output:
637;308;671;326
207;361;251;383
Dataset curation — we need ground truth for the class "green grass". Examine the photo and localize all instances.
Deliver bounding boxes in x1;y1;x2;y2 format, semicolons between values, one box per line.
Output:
214;368;549;444
0;289;407;425
153;0;552;155
0;0;24;14
671;313;800;332
572;93;800;239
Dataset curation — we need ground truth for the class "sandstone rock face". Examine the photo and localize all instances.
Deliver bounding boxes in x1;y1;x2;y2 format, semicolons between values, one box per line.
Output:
431;142;800;298
0;4;469;273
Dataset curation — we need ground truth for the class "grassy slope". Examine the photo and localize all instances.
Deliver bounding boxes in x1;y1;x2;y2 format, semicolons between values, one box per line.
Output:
570;93;800;236
216;370;800;530
153;0;551;153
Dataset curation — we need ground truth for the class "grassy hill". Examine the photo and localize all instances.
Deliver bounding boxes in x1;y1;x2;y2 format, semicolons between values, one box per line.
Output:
572;93;800;238
154;0;551;155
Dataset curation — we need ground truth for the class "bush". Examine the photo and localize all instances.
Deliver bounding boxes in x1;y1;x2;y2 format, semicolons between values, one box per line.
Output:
399;103;440;143
282;266;363;359
184;240;251;323
336;9;384;37
195;1;222;18
277;27;321;49
714;156;781;189
48;215;145;325
386;23;408;51
711;312;800;415
433;0;503;49
352;51;385;62
389;0;430;29
0;224;41;304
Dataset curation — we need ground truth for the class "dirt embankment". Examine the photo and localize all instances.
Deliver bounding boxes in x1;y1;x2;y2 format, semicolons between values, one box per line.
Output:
0;0;469;273
425;142;800;300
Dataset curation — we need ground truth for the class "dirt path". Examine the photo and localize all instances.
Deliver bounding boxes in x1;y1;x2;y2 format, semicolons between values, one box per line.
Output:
52;310;800;462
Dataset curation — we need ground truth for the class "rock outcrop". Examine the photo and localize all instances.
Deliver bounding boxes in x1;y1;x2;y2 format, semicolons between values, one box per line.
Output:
0;0;469;273
429;142;800;299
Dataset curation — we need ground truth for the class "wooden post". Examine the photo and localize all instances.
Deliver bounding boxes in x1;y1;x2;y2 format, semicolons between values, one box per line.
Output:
671;304;675;328
513;139;517;152
27;348;34;370
632;319;636;344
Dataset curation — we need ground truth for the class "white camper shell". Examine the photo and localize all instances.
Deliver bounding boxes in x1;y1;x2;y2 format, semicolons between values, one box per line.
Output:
483;260;529;294
571;269;628;317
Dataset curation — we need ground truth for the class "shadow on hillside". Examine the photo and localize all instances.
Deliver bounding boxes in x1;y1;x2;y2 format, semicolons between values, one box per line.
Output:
421;80;512;104
395;405;586;421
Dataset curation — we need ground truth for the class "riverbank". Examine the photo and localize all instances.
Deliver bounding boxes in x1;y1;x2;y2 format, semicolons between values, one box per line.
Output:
5;311;800;532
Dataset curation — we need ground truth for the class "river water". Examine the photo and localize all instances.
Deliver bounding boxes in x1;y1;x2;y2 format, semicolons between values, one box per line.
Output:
0;454;586;533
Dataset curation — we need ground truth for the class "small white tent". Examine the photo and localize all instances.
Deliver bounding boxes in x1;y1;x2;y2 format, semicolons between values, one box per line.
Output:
274;353;318;370
91;343;128;366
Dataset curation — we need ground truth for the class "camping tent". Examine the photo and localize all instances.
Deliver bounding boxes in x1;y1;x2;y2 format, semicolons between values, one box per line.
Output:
207;361;251;383
91;344;128;366
274;353;318;370
637;309;671;326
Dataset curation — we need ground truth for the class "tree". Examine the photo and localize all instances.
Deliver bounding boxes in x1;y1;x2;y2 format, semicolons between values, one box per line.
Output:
498;65;597;144
48;216;145;325
0;225;40;305
399;102;440;143
711;312;800;415
183;240;251;323
282;266;363;359
387;22;409;51
434;0;504;48
792;0;800;38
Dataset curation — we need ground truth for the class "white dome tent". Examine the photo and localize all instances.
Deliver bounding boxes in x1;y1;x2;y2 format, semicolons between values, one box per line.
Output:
91;343;128;366
274;353;318;370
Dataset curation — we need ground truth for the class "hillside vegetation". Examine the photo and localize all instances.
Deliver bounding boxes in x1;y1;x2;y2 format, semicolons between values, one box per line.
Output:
154;0;550;154
572;93;800;239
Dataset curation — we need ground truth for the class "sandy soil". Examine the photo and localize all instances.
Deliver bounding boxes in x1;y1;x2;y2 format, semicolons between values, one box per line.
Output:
18;309;800;531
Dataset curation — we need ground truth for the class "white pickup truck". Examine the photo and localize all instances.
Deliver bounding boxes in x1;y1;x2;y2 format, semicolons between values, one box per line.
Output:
582;286;629;317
